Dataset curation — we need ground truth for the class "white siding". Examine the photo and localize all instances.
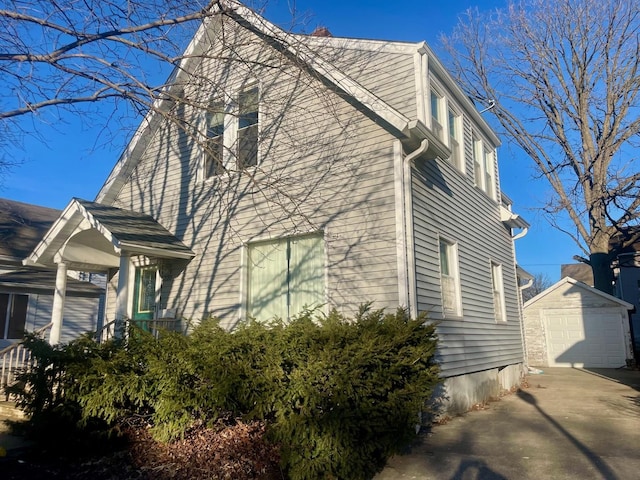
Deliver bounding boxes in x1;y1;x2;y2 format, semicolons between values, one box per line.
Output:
106;21;401;328
412;124;522;377
313;45;417;120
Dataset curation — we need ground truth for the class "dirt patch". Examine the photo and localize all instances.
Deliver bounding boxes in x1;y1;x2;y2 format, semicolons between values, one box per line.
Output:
1;418;281;480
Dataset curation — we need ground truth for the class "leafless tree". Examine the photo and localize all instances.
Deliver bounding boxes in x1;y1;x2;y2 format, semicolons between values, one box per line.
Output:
442;0;640;294
521;272;552;303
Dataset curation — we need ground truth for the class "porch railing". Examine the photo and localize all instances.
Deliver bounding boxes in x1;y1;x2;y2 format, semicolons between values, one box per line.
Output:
95;317;182;343
0;322;53;399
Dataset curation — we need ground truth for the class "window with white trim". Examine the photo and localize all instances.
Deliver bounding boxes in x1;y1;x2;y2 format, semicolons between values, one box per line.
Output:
247;234;324;322
0;293;28;339
472;135;497;200
491;262;506;322
203;85;259;178
439;238;462;317
237;87;259;169
430;88;444;141
448;108;463;171
204;101;225;178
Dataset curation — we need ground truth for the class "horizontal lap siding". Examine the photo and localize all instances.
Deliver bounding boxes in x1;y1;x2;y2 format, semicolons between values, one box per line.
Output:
109;23;401;327
318;46;417;120
412;120;522;377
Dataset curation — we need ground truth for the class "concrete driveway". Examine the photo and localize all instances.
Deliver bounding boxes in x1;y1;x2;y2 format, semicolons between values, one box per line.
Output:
376;367;640;480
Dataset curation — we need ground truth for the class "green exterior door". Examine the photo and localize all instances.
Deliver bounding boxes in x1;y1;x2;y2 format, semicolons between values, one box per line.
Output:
132;266;157;322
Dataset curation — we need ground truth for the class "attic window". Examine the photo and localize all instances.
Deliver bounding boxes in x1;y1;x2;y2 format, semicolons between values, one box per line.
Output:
237;87;259;169
202;86;260;180
204;102;225;177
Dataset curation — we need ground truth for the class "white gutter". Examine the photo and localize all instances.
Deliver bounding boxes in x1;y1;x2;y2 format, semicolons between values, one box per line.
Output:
513;227;529;241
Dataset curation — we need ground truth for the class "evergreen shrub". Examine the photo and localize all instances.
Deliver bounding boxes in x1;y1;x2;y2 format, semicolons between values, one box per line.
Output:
9;306;440;479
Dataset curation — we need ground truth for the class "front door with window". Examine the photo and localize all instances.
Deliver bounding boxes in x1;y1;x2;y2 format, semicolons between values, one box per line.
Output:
132;266;157;322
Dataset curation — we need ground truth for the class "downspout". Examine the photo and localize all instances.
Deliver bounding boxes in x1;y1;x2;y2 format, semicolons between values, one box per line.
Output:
400;139;429;319
513;226;528;241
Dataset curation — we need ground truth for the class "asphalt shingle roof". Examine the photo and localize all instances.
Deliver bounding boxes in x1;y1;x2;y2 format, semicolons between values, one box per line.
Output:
0;198;60;263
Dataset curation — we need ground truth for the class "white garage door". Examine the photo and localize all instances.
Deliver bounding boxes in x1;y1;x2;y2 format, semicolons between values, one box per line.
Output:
543;308;626;368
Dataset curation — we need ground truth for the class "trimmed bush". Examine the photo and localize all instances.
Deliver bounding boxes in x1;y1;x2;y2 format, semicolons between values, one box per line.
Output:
9;305;439;479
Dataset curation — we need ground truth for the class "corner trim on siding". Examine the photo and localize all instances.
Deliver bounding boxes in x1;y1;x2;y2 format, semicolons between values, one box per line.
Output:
414;50;428;124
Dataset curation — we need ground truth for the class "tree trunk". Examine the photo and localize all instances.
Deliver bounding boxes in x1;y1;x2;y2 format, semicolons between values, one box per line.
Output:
590;252;614;295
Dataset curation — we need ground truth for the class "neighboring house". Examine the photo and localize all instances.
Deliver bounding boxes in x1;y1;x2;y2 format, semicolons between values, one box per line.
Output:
0;198;104;349
523;277;633;368
25;2;529;413
0;198;60;274
616;254;640;358
560;263;594;286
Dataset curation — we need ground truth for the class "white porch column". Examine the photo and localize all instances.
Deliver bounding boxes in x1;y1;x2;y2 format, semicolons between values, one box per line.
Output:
49;262;68;345
115;254;131;321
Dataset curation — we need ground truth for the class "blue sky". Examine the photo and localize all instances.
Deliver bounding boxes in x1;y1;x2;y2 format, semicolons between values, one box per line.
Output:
0;0;574;281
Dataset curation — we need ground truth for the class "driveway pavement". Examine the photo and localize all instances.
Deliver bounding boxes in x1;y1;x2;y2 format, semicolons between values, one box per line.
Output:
376;367;640;480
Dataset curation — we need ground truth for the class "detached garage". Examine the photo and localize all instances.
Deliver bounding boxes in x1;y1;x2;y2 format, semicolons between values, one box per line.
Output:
523;277;633;368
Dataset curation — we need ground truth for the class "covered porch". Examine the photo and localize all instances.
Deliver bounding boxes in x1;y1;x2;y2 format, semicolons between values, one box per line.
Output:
25;198;195;344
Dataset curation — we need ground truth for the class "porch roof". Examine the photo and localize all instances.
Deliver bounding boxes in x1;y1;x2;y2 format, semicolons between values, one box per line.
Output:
0;268;104;296
26;198;195;271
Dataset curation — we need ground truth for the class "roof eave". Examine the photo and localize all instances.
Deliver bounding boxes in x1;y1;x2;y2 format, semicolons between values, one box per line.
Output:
118;242;195;260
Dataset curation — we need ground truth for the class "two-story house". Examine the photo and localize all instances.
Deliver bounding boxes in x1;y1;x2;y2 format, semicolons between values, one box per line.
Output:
26;1;528;413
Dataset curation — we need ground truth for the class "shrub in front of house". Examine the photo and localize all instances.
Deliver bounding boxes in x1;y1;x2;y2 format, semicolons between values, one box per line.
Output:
8;306;439;480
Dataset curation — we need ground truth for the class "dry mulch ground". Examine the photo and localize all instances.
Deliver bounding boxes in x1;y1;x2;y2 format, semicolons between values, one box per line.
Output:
1;419;282;479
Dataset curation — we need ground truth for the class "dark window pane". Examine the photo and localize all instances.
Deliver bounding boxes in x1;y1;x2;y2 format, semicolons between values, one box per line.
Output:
0;293;8;338
205;104;225;177
205;136;225;177
238;124;258;168
238;87;258;168
7;294;28;339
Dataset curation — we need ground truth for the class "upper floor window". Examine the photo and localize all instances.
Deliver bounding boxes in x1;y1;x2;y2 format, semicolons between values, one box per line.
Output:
204;102;225;178
448;108;463;171
203;85;260;179
430;89;444;141
473;134;497;200
491;262;506;322
439;238;462;318
237;87;259;169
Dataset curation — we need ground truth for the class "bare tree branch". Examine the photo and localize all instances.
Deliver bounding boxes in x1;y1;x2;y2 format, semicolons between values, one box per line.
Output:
442;0;640;293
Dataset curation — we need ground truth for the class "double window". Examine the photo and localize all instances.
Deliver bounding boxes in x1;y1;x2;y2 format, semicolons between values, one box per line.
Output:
439;238;462;317
247;234;324;322
204;86;259;179
431;84;465;173
473;135;497;200
0;293;28;339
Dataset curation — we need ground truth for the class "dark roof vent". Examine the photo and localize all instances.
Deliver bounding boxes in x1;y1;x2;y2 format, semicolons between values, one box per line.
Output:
311;26;332;37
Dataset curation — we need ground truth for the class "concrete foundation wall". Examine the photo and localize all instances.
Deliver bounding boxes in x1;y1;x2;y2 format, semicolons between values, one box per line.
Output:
439;363;525;415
